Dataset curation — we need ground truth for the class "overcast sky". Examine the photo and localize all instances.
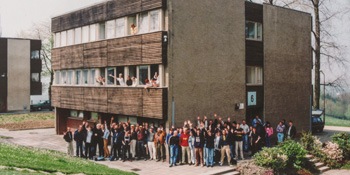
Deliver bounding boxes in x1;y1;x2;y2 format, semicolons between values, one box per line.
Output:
0;0;349;86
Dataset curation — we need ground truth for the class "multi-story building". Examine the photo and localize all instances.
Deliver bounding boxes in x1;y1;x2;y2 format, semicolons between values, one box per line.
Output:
51;0;312;134
0;38;42;112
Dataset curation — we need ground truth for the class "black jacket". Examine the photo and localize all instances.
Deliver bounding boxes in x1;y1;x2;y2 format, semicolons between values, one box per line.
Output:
74;130;85;142
287;125;297;138
205;135;215;149
63;131;73;142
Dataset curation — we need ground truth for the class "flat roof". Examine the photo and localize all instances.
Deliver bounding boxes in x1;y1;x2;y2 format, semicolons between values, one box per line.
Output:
0;37;41;41
51;0;109;19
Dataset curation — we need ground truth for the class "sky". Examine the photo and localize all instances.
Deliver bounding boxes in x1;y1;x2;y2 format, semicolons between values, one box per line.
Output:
0;0;349;89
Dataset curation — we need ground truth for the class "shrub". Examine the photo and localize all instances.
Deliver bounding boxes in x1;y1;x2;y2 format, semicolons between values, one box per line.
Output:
300;132;315;152
332;132;350;160
279;140;307;169
254;147;288;173
321;142;343;168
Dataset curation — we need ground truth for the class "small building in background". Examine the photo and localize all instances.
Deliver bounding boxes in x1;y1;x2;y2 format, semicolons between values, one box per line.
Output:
0;38;42;112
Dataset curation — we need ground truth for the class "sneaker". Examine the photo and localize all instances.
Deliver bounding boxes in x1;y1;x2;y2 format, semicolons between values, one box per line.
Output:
169;164;173;167
174;163;177;166
156;159;160;162
229;164;233;167
219;162;223;166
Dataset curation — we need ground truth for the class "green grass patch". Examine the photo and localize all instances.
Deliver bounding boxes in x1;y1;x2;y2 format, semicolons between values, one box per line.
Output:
0;143;136;175
0;112;54;124
325;116;350;127
0;168;44;175
343;161;350;169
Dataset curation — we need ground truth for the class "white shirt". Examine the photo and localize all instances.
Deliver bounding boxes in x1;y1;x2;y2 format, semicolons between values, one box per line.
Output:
240;124;250;134
116;77;125;86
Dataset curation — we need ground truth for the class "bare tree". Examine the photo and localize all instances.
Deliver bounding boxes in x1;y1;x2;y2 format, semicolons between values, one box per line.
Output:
17;20;54;101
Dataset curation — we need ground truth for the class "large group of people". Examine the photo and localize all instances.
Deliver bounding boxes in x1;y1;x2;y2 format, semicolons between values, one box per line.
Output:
63;114;297;168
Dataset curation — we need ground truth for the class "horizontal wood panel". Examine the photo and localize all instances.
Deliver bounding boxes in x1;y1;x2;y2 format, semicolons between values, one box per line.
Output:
51;49;61;70
60;45;84;69
142;88;164;119
51;86;166;119
84;87;108;112
107;88;143;116
51;86;61;107
51;32;165;70
246;40;263;66
245;2;263;23
107;35;142;66
52;0;164;33
60;87;84;110
84;41;108;68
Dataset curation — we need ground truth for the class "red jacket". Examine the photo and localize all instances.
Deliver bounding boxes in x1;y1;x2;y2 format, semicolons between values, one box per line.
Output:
180;133;190;147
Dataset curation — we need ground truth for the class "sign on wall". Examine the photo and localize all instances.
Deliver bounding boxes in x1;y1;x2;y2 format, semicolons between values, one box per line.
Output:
247;91;257;106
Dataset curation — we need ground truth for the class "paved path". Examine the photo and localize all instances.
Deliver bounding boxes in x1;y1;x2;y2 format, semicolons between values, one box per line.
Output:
0;128;236;175
314;125;350;143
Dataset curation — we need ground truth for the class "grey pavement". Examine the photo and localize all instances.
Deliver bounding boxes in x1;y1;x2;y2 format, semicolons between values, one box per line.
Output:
0;128;236;175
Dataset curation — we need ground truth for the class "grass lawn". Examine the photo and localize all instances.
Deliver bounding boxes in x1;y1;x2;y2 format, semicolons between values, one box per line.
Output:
0;112;54;124
0;112;54;130
343;161;350;169
0;143;136;175
0;168;44;175
325;116;350;127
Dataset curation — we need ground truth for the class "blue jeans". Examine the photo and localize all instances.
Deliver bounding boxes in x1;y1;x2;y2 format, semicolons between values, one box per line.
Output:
277;133;284;143
243;134;249;151
203;144;207;165
76;141;83;157
170;145;178;165
230;144;235;159
206;148;214;166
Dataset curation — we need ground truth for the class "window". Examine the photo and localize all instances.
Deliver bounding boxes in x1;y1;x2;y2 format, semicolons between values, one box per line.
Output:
54;71;60;84
107;67;115;85
55;33;61;47
149;10;160;32
70;110;78;117
247;66;263;85
31;50;40;59
75;70;81;85
150;65;159;80
67;70;73;84
138;12;149;34
139;65;149;85
116;66;125;86
89;69;95;85
83;70;89;85
67;29;74;45
99;23;106;40
128;15;137;35
129;66;137;78
90;24;96;42
61;71;67;84
246;21;262;40
116;18;126;37
74;27;82;44
106;20;115;39
31;73;40;82
60;31;67;47
82;26;89;43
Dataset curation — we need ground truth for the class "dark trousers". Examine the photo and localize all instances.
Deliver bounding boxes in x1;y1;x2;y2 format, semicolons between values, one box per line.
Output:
76;141;83;157
85;142;92;159
123;145;131;160
112;143;122;159
136;141;145;159
97;140;104;157
214;149;221;164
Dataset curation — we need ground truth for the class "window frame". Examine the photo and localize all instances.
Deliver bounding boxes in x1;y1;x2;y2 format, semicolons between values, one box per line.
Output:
245;21;263;41
246;66;263;86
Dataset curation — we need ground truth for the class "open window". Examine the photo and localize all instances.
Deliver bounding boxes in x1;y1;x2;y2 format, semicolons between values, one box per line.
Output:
138;65;149;85
128;15;137;35
31;73;40;82
107;67;115;85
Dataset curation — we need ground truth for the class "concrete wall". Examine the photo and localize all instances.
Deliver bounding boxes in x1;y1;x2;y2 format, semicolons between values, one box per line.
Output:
167;0;246;127
263;5;312;132
7;39;31;111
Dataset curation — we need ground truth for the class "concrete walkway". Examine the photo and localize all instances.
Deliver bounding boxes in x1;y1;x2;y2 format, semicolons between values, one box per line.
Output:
0;128;236;175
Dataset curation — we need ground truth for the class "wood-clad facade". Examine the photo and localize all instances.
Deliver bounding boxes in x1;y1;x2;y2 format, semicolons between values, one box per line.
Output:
51;0;166;33
52;86;166;118
52;31;166;70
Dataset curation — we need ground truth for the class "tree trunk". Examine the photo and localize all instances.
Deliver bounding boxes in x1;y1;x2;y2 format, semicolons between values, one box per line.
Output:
313;0;321;110
49;71;54;101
